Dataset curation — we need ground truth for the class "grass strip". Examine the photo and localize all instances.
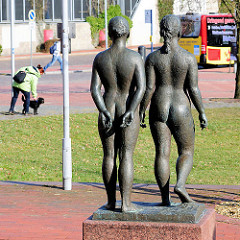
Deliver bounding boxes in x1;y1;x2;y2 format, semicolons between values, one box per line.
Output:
0;107;239;185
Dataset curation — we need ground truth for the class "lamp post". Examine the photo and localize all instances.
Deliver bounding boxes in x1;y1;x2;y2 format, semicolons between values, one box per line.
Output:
10;0;15;80
105;0;108;49
62;0;72;190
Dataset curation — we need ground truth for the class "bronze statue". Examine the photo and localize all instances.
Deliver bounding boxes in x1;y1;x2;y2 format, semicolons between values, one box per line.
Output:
90;16;146;212
140;15;208;206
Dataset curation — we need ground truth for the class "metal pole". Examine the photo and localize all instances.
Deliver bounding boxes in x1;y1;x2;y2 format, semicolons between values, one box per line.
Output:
151;22;153;52
151;10;153;52
30;29;33;65
89;0;91;16
62;0;72;190
105;0;108;49
10;0;15;80
98;0;99;17
130;0;132;16
23;0;26;21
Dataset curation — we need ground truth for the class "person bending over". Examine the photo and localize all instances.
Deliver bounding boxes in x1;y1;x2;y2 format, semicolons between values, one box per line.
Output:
9;64;44;115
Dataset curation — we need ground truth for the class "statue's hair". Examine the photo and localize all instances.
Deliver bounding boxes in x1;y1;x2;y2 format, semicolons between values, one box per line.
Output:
160;14;182;39
160;15;181;53
108;16;130;39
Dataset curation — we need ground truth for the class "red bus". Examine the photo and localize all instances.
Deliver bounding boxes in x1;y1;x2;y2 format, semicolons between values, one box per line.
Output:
178;13;236;65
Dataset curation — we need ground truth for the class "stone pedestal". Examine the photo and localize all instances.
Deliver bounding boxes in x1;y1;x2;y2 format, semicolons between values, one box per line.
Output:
83;202;216;240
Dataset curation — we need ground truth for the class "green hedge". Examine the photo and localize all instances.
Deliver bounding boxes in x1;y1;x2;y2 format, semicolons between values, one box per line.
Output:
86;5;133;46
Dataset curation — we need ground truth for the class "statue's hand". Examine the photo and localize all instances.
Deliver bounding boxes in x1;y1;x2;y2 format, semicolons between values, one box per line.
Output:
139;111;146;128
199;113;208;130
120;111;134;128
101;111;112;129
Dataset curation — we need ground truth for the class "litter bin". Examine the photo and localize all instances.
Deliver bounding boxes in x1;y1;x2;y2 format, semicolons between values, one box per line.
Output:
44;29;53;42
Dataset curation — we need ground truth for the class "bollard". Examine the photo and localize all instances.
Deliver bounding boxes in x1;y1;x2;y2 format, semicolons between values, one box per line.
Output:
234;61;237;73
138;46;146;62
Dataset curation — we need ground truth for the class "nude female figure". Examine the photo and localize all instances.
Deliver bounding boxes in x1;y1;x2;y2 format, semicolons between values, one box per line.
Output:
90;16;146;212
140;15;208;206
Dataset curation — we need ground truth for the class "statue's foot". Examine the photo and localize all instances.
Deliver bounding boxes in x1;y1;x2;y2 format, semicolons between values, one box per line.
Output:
158;201;171;207
121;202;138;213
105;202;116;210
174;186;195;203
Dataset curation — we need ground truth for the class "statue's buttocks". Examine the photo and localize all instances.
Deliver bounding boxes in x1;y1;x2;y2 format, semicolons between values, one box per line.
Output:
148;49;194;123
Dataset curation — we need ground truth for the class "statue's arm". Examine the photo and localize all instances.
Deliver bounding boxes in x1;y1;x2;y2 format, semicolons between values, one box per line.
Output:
187;56;208;129
121;57;146;128
139;56;156;125
90;61;112;128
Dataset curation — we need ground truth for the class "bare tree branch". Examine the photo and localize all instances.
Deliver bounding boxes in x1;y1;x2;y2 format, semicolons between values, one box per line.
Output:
221;0;237;22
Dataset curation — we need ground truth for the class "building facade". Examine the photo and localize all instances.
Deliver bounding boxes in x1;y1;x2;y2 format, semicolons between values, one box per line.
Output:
0;0;220;56
0;0;143;55
173;0;219;15
0;0;140;23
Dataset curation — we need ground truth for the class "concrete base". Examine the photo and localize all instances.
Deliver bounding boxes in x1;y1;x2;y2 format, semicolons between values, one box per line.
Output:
83;209;216;240
92;201;205;223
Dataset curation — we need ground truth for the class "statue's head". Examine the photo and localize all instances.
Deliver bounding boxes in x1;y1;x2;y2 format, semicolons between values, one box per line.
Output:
160;15;181;53
160;14;181;39
108;16;130;40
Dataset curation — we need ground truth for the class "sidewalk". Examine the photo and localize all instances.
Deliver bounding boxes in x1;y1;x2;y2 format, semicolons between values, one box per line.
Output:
0;181;239;240
0;44;153;60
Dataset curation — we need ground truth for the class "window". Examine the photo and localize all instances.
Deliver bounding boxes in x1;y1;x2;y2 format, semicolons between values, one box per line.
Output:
25;0;32;21
15;0;24;21
125;0;130;17
125;0;138;17
45;0;53;20
2;0;10;21
83;0;89;19
54;0;61;19
74;0;82;19
180;14;201;38
0;0;136;23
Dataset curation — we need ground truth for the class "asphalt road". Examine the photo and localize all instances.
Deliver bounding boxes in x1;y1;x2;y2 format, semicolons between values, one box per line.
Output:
0;50;239;120
0;52;97;119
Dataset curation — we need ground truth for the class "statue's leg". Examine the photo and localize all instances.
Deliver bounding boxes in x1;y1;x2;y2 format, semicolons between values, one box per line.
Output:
150;121;172;206
99;124;117;210
172;117;195;203
118;113;140;212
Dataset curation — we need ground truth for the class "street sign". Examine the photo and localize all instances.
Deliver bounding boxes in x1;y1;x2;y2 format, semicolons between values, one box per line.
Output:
28;10;35;21
28;10;35;66
29;21;35;30
145;10;152;23
145;10;153;52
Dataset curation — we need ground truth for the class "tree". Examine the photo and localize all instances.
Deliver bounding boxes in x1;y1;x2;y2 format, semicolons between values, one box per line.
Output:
158;0;174;42
27;0;45;22
220;0;240;98
158;0;174;21
86;5;133;46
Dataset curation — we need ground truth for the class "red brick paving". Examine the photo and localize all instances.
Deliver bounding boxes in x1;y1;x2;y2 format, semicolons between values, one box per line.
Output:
198;69;236;99
0;182;239;239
